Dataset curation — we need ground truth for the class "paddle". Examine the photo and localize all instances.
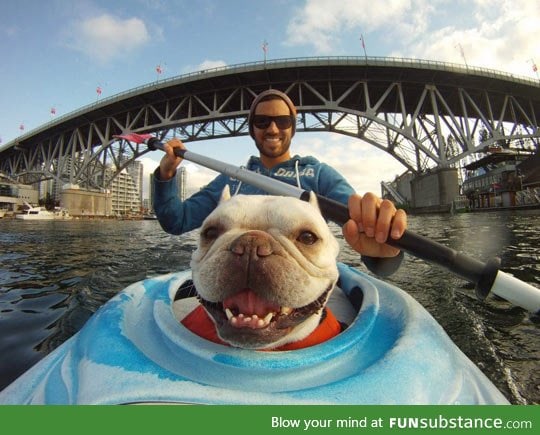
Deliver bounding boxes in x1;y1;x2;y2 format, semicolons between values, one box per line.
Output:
114;133;540;314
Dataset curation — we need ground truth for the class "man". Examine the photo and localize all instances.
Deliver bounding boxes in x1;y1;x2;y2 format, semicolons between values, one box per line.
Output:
153;89;407;275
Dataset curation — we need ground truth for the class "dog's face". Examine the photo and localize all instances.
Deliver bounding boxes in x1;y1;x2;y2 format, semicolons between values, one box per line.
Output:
190;189;339;350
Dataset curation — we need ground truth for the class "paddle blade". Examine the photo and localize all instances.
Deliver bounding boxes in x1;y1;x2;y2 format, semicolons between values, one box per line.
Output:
113;133;154;143
491;271;540;314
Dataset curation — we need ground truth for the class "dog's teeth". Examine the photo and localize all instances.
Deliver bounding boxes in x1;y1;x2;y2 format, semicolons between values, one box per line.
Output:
280;307;293;315
226;311;275;328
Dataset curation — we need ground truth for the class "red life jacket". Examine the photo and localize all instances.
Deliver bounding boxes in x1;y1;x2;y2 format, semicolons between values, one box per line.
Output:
181;305;342;351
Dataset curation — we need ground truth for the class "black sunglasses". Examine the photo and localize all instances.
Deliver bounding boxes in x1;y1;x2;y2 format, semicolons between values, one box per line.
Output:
252;115;294;130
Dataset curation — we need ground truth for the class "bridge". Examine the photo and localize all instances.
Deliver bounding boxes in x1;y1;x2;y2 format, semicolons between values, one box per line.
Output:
1;56;539;190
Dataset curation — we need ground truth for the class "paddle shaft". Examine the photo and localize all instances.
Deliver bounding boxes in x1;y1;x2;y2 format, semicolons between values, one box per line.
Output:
148;138;540;313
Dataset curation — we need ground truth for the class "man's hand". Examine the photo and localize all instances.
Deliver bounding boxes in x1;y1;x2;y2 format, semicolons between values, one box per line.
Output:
159;138;186;181
342;192;407;258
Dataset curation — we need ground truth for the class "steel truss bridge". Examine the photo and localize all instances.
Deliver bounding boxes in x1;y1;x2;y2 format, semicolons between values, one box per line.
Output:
1;56;539;189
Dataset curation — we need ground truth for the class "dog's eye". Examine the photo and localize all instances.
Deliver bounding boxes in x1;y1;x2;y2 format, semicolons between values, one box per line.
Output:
297;231;318;245
202;226;220;240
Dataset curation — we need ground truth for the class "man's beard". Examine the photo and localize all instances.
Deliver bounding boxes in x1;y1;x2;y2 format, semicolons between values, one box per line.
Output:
255;136;291;159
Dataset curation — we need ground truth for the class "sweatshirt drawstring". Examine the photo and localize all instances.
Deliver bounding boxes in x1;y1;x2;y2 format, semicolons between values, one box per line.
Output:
295;160;301;188
232;165;246;195
233;180;243;195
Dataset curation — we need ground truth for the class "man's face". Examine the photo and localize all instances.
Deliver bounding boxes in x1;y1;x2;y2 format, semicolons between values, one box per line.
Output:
252;99;293;164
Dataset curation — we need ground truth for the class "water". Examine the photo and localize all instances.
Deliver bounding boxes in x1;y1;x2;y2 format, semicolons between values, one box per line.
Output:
0;211;539;404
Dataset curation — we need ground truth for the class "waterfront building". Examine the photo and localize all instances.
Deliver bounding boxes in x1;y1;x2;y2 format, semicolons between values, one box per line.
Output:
178;166;187;201
142;198;152;214
126;160;143;206
148;166;187;209
462;148;539;209
2;157;146;217
0;180;39;213
109;168;141;216
149;172;155;211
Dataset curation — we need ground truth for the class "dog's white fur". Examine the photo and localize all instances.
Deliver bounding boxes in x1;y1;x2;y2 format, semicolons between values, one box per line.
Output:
190;187;340;349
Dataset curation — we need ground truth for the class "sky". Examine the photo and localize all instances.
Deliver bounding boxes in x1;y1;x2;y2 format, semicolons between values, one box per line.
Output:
1;0;539;198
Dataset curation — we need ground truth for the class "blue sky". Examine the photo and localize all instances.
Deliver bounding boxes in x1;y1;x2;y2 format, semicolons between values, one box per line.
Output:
1;0;539;196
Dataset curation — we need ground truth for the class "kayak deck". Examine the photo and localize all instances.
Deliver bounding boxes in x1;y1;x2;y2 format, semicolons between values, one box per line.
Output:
0;263;509;404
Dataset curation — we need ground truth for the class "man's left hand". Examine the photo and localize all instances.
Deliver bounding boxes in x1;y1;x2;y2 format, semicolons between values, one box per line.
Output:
342;193;407;258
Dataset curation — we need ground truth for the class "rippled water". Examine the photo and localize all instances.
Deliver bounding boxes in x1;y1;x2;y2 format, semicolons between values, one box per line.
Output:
0;211;539;403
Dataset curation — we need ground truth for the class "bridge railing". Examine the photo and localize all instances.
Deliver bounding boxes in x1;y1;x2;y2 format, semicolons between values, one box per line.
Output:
3;56;539;151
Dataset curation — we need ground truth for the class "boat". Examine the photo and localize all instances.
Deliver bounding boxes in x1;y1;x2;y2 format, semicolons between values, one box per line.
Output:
462;147;540;210
16;205;73;220
0;263;509;405
16;206;55;220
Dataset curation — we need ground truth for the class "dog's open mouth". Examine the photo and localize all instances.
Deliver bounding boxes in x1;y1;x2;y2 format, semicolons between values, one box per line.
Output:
199;286;331;332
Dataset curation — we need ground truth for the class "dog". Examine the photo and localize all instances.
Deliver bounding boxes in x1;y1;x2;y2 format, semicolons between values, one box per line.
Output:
186;187;341;350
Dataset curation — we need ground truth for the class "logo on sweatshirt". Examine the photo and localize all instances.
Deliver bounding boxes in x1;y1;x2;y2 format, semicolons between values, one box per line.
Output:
274;167;315;178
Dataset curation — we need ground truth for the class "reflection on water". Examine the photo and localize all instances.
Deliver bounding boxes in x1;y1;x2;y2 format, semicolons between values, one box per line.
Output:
0;211;539;403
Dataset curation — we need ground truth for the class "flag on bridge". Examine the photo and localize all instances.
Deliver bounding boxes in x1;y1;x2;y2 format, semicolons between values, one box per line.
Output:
360;34;367;60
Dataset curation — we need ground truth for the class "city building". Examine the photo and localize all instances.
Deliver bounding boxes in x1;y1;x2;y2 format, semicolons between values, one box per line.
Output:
109;167;141;216
177;166;187;201
0;180;39;214
148;165;187;212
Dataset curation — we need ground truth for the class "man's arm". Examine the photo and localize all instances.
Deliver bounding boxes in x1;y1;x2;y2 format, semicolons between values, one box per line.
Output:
153;169;227;235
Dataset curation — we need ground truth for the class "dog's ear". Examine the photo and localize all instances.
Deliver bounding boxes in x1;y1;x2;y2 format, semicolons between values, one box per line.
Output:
219;185;231;203
308;191;322;212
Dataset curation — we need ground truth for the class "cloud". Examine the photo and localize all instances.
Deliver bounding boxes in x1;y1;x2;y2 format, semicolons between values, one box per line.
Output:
293;133;406;194
66;14;150;63
285;0;422;53
197;60;227;70
182;163;218;194
395;0;540;75
285;0;540;77
181;59;228;74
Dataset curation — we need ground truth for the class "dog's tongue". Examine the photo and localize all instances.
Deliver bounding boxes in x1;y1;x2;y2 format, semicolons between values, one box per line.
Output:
223;289;280;317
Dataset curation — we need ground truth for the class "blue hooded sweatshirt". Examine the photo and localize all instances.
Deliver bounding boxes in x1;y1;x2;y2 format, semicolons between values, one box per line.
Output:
153;155;353;234
153;154;402;276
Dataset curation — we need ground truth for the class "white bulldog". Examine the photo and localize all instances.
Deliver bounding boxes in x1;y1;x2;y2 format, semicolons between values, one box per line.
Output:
189;187;340;350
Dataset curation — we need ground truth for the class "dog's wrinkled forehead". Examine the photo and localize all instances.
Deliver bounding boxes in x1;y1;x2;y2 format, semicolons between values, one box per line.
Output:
203;194;327;230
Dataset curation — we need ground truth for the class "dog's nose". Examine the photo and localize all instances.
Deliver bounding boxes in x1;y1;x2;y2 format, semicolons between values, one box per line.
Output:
230;231;274;258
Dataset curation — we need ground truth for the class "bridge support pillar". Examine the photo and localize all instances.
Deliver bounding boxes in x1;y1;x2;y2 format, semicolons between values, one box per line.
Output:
61;188;112;218
410;168;459;213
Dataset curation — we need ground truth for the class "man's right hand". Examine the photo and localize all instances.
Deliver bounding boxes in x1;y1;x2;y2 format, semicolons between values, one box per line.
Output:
159;138;186;181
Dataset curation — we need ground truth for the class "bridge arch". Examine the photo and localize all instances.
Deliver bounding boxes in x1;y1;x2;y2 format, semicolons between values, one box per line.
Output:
1;56;539;188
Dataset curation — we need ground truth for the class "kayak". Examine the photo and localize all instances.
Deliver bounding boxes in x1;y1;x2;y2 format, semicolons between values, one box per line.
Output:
0;263;509;404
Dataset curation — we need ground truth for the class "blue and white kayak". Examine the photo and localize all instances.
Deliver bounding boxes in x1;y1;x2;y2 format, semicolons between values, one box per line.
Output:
0;263;508;404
